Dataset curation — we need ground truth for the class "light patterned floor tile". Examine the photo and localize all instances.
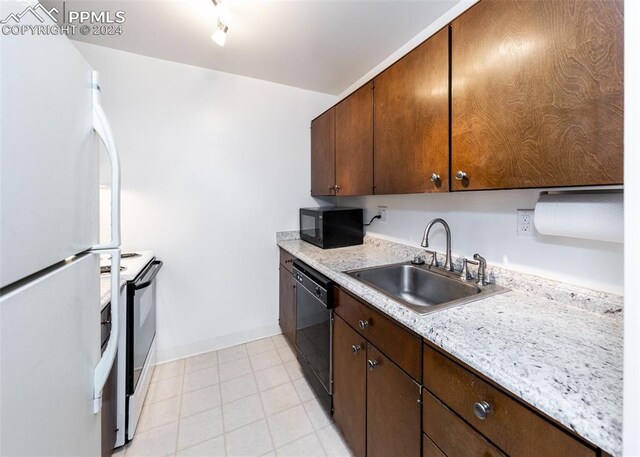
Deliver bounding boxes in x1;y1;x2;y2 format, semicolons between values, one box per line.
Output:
246;338;276;356
176;435;226;457
270;335;288;349
260;383;301;416
249;350;282;372
225;419;273;457
183;365;220;393
217;345;249;365
138;396;181;432
222;394;265;432
181;384;222;418
126;422;178;457
317;425;352;457
293;377;315;403
255;365;290;392
275;433;326;457
303;399;332;430
146;376;184;404
266;405;314;448
221;373;258;404
283;361;303;381
219;358;253;382
178;407;224;451
153;360;185;382
185;351;218;373
275;345;296;363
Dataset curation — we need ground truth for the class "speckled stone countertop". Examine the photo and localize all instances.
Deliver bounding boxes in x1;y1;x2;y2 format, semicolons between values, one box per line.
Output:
276;232;623;456
100;276;126;311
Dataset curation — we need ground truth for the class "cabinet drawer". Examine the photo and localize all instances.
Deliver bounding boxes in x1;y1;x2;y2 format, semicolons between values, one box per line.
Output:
423;434;446;457
334;287;421;381
423;390;505;457
279;248;296;273
423;344;596;457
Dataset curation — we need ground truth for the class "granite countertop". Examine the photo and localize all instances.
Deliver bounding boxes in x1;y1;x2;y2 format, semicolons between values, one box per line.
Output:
276;232;623;456
100;276;126;311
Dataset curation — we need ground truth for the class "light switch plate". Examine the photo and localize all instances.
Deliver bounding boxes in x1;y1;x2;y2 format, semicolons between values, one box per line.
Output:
517;209;535;237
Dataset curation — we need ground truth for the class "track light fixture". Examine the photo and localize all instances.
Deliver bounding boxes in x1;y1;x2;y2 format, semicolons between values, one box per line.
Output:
211;0;231;46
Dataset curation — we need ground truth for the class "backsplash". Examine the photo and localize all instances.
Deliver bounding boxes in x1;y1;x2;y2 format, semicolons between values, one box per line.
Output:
337;190;624;295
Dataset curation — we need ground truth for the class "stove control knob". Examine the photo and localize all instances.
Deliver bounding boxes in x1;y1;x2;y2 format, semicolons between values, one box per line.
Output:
315;287;322;297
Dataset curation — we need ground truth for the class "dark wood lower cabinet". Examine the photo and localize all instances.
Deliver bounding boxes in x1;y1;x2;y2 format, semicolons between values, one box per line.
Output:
278;265;296;347
367;345;421;457
423;390;506;457
423;434;446;457
333;316;367;457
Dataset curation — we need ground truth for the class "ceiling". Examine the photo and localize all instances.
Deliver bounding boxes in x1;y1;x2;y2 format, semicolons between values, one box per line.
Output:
42;0;457;94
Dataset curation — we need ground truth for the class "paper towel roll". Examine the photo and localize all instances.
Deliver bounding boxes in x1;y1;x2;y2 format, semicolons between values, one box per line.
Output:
534;192;623;243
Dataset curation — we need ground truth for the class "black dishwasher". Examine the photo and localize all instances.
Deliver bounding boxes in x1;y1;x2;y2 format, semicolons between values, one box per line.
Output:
292;260;333;414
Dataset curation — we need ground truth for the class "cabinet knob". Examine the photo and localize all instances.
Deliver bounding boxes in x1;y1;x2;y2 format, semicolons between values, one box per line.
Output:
473;401;492;420
358;320;369;330
430;173;441;184
334;185;341;191
367;359;378;371
455;171;468;181
328;186;334;191
351;344;361;355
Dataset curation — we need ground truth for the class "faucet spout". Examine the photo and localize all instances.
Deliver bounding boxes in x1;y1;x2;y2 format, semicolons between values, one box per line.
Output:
421;218;453;271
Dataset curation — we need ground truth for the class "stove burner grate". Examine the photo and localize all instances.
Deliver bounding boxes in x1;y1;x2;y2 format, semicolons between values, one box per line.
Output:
101;266;127;274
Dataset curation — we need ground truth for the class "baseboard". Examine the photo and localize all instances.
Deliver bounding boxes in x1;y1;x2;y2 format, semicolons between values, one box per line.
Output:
154;323;282;364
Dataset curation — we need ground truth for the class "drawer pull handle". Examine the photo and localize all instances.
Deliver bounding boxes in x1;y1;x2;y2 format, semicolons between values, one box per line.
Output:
473;401;492;420
351;344;362;355
358;320;369;330
367;359;378;371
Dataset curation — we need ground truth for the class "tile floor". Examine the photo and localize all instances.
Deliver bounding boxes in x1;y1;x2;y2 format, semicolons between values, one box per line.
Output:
113;335;353;457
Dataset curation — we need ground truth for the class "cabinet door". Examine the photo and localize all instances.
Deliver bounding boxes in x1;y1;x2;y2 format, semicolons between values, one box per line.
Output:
374;27;449;195
278;266;296;346
451;0;623;190
311;108;336;196
367;345;421;457
335;82;374;196
333;317;367;457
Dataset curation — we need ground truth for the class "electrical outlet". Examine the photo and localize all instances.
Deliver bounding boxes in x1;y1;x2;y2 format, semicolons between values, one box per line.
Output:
517;209;535;237
377;206;388;223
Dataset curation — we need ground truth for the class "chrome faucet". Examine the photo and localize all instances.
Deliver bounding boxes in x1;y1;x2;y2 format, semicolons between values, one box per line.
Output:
421;218;453;272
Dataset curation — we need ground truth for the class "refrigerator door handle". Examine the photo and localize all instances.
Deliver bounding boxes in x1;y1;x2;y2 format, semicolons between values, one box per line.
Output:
91;70;121;250
92;247;120;413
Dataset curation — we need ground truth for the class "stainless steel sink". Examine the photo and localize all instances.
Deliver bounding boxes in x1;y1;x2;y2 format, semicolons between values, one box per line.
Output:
346;262;508;314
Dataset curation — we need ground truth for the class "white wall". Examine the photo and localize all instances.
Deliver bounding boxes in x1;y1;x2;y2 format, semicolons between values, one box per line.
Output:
78;42;336;362
624;0;640;454
339;190;623;294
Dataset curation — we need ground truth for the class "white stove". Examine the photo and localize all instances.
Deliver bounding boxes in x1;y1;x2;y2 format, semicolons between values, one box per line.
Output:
101;250;162;449
100;251;155;281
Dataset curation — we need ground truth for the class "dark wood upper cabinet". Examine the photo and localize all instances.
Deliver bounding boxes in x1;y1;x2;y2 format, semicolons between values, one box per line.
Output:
310;107;336;196
335;81;374;196
374;27;450;195
451;0;623;191
332;316;367;457
367;345;422;457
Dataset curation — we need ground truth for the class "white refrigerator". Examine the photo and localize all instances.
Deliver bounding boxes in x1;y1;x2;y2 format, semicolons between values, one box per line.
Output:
0;1;121;455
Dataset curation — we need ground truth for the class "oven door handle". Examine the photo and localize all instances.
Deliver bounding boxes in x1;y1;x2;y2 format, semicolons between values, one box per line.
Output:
134;260;163;290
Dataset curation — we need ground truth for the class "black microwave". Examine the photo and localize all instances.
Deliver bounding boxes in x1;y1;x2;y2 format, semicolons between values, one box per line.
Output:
300;207;363;249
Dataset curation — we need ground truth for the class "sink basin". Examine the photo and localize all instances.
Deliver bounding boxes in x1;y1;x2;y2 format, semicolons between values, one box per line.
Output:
346;262;508;314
